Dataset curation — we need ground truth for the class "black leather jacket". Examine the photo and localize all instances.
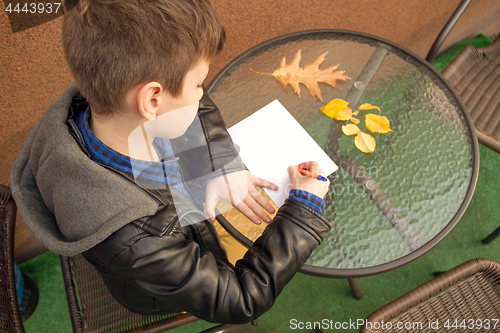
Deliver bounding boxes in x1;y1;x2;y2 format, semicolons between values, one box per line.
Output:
68;93;332;324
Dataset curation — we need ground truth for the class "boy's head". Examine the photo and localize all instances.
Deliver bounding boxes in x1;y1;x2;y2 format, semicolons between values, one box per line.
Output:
63;0;225;116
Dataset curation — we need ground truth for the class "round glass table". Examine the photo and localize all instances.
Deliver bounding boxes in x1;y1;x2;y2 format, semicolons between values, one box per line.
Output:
207;30;479;281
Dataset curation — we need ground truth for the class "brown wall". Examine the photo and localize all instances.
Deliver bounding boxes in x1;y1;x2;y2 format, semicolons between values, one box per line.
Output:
1;0;499;262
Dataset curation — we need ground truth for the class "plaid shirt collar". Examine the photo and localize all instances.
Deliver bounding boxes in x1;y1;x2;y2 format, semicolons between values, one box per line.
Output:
75;106;187;189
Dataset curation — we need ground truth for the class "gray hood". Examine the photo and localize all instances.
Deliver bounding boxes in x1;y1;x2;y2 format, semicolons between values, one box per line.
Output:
10;83;158;256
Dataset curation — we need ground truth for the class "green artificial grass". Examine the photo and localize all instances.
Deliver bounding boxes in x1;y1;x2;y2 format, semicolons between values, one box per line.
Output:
19;35;499;332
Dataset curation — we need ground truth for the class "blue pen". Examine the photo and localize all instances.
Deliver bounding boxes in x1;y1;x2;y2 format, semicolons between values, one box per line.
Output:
298;167;328;182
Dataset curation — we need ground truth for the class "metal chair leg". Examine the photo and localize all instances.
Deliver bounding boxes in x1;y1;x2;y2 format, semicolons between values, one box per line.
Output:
348;278;363;300
482;226;500;244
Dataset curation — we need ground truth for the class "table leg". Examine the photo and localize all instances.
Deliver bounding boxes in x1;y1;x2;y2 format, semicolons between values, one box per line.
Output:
343;46;389;107
336;156;428;252
348;278;363;300
482;226;500;244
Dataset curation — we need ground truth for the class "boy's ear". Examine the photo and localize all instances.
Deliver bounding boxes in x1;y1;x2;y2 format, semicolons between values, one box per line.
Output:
137;82;165;120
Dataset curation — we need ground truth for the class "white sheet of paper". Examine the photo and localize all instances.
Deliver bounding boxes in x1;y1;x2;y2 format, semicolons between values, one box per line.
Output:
228;100;338;207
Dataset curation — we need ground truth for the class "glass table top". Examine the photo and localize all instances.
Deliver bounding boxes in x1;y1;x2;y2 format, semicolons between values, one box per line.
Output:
207;30;479;277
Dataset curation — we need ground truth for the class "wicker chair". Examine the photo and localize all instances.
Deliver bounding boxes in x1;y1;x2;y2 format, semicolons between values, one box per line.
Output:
426;0;500;244
442;36;500;244
0;190;265;332
441;34;500;154
61;252;274;333
61;230;273;332
360;258;500;333
61;252;201;333
0;185;39;333
200;323;274;333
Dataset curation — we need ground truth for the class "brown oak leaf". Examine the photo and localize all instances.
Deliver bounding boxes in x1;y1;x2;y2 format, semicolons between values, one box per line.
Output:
250;49;350;101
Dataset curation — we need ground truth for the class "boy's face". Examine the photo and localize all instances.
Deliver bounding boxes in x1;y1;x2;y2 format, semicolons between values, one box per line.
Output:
161;58;209;112
153;59;210;138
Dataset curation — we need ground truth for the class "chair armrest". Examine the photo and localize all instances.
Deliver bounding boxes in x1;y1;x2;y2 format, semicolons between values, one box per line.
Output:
361;258;500;333
425;0;472;63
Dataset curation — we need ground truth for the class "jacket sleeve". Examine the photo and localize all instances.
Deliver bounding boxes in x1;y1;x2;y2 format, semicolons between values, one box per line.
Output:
88;199;331;324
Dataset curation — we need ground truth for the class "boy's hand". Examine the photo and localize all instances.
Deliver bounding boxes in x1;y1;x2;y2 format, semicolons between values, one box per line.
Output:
205;170;278;225
288;161;330;199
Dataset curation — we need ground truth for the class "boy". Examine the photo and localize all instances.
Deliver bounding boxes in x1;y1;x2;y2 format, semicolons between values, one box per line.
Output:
10;0;331;324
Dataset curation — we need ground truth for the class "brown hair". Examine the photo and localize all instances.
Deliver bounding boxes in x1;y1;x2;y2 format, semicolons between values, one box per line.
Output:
63;0;225;115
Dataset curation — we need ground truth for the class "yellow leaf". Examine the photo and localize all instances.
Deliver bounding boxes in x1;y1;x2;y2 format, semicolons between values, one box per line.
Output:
342;124;360;136
358;103;381;112
250;49;350;101
323;98;349;109
350;117;360;125
336;108;353;121
365;114;391;133
321;98;352;121
355;131;376;153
